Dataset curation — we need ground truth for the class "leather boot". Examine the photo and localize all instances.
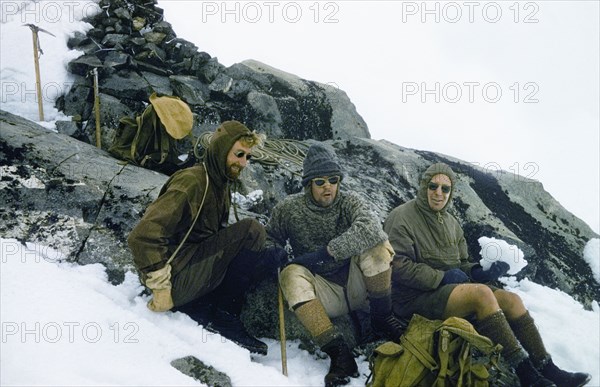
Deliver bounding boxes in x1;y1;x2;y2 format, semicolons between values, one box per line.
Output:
515;358;557;387
208;307;268;355
369;294;407;342
293;300;358;386
539;358;591;387
321;336;359;387
206;249;268;355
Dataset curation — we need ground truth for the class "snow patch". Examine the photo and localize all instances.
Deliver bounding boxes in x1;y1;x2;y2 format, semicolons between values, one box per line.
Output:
478;236;527;275
232;190;264;210
0;166;46;189
583;238;600;283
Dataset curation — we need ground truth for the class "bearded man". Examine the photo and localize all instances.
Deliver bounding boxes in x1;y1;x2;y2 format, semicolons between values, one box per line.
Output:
128;121;272;355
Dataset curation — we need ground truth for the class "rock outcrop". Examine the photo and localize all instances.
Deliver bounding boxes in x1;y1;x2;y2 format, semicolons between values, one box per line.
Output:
57;0;369;152
2;109;597;307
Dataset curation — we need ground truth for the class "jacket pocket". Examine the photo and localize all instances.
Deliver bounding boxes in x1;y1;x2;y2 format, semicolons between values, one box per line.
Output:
420;245;461;270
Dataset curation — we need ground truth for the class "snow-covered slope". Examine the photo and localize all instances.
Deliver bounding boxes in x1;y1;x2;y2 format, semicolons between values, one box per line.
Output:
1;238;598;386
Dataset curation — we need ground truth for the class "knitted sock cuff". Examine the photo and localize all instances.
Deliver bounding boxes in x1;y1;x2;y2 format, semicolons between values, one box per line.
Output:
364;268;392;296
294;299;335;342
316;327;342;349
477;310;527;368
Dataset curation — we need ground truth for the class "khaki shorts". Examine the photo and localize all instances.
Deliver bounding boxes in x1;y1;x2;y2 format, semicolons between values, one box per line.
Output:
393;284;500;320
280;241;394;318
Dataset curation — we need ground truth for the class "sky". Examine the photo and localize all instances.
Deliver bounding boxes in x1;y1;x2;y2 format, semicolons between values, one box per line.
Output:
1;233;599;386
158;0;600;234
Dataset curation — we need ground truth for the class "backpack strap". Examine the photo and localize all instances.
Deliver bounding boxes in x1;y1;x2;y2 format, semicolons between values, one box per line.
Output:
165;163;209;266
131;105;151;164
436;330;471;387
400;334;438;372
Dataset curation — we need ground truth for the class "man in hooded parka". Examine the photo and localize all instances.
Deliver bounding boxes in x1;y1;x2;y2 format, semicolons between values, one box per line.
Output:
128;121;274;355
384;162;591;387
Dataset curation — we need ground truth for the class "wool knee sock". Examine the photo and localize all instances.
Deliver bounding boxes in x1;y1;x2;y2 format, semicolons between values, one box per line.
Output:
510;311;550;368
476;310;527;367
293;299;339;347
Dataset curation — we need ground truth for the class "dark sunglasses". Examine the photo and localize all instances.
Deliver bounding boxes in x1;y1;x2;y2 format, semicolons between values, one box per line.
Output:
428;182;451;194
234;150;252;161
312;176;340;187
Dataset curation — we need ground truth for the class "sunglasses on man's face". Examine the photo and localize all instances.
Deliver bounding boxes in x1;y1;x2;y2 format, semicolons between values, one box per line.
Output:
428;182;451;194
312;176;340;187
233;150;252;161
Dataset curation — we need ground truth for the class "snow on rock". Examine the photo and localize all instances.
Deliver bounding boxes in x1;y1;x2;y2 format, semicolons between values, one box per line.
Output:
232;190;264;211
583;238;600;283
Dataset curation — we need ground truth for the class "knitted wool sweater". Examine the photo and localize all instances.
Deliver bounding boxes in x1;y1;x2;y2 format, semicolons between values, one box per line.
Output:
266;188;388;276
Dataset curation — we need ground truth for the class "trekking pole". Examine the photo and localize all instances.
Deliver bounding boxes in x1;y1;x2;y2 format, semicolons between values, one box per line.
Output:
24;24;55;121
92;68;101;148
277;269;288;376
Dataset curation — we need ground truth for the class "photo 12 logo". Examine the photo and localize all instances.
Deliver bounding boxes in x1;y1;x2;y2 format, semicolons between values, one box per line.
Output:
199;1;340;23
0;1;99;24
401;1;540;23
401;82;540;103
1;81;73;104
2;321;139;344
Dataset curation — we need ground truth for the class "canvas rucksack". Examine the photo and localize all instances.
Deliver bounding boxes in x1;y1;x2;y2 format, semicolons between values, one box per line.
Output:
367;314;502;387
109;93;193;174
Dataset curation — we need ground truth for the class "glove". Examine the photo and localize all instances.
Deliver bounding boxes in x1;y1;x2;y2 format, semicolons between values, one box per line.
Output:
293;246;334;271
145;264;174;312
440;268;469;286
263;246;289;269
471;261;510;282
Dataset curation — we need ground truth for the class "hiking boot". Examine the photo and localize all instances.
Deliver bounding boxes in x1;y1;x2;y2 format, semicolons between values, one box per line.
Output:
515;358;557;387
321;337;359;387
371;313;407;342
207;308;268;355
539;358;591;387
174;299;213;326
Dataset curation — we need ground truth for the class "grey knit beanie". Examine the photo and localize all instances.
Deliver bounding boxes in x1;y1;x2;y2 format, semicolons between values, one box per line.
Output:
302;144;343;186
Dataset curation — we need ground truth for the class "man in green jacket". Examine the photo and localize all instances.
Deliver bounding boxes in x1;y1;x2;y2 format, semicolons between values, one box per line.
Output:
384;162;591;387
128;120;273;355
267;144;406;387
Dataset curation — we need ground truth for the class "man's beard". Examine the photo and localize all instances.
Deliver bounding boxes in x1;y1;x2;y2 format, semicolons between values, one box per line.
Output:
226;163;242;179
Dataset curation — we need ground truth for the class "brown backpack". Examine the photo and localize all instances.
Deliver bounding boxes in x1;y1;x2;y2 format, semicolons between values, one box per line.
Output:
109;93;193;174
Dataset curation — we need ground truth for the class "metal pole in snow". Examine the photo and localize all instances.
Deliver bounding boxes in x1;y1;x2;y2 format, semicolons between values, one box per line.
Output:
24;24;55;121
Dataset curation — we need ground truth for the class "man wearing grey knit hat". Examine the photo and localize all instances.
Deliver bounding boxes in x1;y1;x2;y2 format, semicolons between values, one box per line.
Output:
266;143;406;387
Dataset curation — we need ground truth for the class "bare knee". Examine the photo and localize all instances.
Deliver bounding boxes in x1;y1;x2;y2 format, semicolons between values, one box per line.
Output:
494;289;526;319
445;284;499;319
470;285;499;314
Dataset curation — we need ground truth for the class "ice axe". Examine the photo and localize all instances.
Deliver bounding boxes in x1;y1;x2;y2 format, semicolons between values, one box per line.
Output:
91;68;101;148
24;24;55;121
277;269;288;376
